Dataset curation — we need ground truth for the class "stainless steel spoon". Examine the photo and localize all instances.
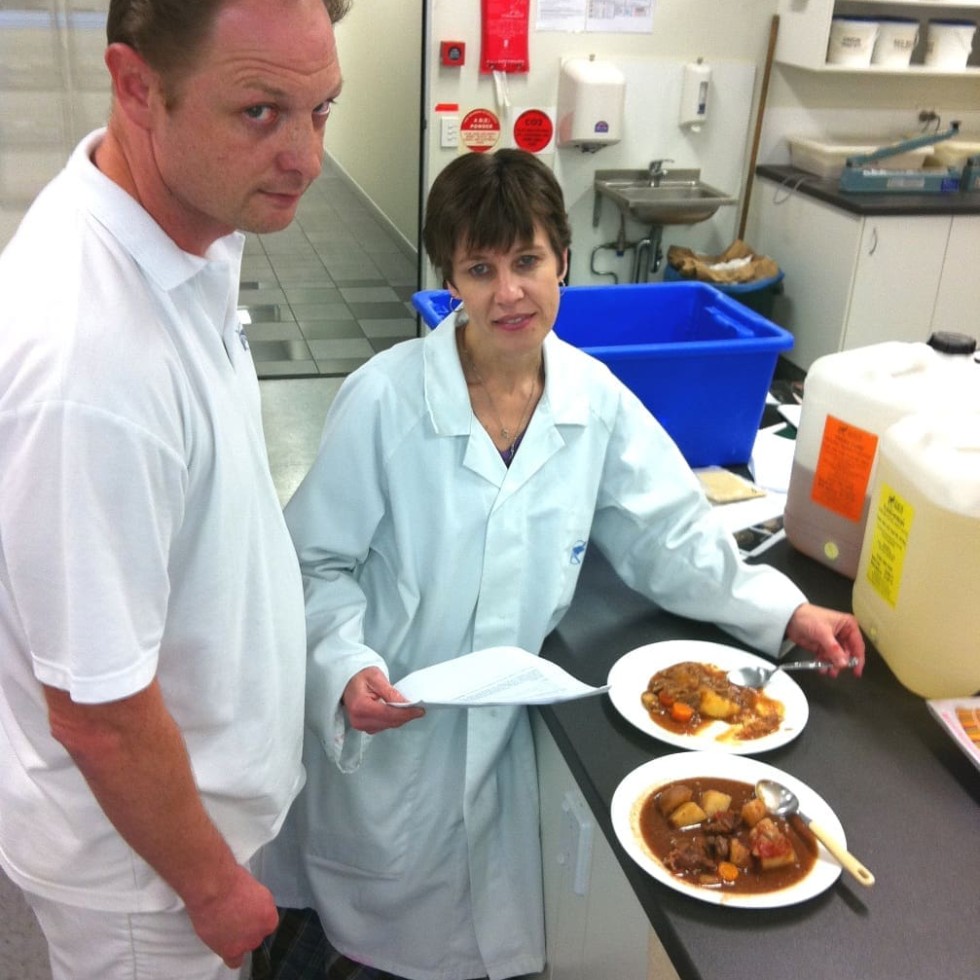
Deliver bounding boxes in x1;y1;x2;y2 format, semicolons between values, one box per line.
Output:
755;779;875;887
727;656;860;689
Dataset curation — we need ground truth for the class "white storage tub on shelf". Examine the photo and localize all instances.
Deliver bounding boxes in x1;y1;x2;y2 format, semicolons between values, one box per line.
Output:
927;136;980;170
787;135;931;179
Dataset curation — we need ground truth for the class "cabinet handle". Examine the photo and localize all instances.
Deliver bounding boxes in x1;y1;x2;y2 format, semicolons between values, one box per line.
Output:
868;227;878;256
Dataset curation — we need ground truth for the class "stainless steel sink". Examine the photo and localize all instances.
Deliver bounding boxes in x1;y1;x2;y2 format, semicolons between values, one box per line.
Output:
593;168;737;226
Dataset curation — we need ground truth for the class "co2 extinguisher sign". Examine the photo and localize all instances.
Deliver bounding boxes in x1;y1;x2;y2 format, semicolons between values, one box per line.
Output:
480;0;529;74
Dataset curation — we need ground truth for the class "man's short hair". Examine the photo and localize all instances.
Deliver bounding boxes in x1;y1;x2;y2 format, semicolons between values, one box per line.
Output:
107;0;350;85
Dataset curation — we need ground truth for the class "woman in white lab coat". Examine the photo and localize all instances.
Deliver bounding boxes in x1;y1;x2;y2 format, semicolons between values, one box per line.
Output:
258;149;865;980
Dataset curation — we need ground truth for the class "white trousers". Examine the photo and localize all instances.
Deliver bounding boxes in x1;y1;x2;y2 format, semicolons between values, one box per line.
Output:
25;891;247;980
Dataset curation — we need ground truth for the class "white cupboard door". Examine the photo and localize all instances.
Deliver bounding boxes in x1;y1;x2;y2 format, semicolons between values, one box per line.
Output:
843;216;951;350
931;217;980;336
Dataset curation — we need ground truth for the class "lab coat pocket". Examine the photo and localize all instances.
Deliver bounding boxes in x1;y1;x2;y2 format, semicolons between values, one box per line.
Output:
301;722;427;878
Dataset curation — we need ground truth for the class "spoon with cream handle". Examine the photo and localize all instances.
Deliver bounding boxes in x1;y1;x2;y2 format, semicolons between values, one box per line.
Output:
728;656;861;689
755;779;875;887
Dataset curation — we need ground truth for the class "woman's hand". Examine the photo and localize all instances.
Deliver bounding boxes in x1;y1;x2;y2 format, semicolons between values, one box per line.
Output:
342;666;426;733
785;604;866;677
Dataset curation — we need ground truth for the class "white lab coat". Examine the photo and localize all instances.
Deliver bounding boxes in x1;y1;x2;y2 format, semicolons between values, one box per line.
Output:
261;313;806;980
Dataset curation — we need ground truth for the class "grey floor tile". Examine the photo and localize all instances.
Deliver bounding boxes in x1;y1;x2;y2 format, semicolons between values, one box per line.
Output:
313;356;372;375
245;322;304;341
348;301;414;319
237;288;288;305
255;360;320;378
289;302;354;321
357;317;418;340
282;286;343;304
1;869;51;980
249;339;312;362
260;377;342;505
370;336;412;354
298;319;366;340
247;161;418;381
322;261;384;282
239;303;296;323
306;337;375;359
339;285;401;303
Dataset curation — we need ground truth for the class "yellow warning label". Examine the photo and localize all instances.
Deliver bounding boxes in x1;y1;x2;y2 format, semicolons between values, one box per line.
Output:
811;416;879;522
864;483;914;608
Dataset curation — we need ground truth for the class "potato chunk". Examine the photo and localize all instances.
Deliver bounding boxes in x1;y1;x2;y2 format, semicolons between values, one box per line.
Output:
669;801;708;828
740;797;768;828
698;687;740;720
656;784;693;817
700;789;732;817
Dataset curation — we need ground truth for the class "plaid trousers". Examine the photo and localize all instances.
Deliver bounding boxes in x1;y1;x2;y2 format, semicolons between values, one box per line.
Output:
251;908;406;980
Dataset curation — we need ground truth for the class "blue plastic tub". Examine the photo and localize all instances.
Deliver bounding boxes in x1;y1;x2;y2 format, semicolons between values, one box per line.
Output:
411;282;794;467
662;263;785;319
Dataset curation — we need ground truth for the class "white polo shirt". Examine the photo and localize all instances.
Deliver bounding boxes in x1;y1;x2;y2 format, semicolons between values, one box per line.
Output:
0;131;306;911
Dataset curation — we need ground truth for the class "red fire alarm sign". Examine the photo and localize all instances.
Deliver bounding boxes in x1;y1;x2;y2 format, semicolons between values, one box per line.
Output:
440;41;466;67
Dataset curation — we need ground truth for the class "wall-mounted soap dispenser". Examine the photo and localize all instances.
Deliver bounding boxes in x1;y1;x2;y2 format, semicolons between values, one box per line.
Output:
679;58;711;132
556;55;625;153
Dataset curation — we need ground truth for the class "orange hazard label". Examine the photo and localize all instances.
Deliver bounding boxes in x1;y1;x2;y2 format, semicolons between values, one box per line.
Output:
810;415;879;522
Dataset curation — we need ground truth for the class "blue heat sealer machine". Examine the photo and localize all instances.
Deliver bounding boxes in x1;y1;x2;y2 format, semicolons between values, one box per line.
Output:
839;121;962;194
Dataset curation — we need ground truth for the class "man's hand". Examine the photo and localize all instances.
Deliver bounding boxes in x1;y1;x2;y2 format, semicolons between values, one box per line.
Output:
184;863;279;968
342;666;425;733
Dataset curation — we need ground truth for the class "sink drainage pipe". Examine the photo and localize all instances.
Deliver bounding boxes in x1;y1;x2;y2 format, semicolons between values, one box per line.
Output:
590;214;633;284
590;217;666;284
632;225;664;282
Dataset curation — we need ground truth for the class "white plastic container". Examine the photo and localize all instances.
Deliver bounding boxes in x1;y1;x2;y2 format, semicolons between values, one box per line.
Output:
929;135;980;169
924;20;977;69
783;340;979;579
872;17;920;67
787;135;931;179
853;411;980;698
827;17;880;66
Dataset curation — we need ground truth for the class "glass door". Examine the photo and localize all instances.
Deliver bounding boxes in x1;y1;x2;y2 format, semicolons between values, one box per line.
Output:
0;0;110;246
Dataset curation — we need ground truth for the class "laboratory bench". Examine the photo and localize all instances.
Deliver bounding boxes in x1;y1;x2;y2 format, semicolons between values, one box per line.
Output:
533;541;980;980
753;164;980;217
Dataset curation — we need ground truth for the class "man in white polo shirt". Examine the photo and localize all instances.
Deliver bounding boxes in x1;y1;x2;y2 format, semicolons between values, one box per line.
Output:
0;0;347;976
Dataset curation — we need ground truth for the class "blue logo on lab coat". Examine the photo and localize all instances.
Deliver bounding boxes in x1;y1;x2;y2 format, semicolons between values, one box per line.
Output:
570;540;587;565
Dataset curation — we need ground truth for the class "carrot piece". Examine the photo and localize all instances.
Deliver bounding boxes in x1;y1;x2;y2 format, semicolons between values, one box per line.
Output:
658;690;675;707
670;701;695;723
718;861;740;883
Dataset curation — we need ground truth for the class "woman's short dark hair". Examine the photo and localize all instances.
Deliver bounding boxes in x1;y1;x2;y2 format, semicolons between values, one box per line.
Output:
107;0;350;86
422;149;571;285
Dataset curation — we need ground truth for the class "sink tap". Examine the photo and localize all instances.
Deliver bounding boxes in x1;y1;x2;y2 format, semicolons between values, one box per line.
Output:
648;159;674;187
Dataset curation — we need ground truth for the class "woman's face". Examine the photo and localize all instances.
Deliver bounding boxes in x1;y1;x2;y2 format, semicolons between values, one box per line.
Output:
447;224;566;361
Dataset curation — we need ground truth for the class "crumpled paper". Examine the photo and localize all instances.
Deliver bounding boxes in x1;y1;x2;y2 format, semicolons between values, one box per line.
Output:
667;239;780;285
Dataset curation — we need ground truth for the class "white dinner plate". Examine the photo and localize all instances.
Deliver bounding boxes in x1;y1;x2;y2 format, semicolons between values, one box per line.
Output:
606;640;808;754
611;751;845;908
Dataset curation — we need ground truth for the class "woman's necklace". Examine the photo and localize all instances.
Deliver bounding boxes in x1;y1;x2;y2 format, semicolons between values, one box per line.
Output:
460;333;541;459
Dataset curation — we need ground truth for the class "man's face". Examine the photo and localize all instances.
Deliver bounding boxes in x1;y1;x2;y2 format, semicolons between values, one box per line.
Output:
147;0;342;252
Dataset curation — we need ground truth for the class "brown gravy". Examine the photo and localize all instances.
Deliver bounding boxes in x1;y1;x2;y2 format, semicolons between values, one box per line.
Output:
641;661;784;741
637;776;817;894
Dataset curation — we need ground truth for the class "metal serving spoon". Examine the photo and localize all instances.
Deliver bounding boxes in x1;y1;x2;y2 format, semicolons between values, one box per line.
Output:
727;656;861;689
755;779;875;887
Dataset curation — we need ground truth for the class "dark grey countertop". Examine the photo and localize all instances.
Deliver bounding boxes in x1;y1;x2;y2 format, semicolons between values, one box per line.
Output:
536;541;980;980
756;164;980;217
